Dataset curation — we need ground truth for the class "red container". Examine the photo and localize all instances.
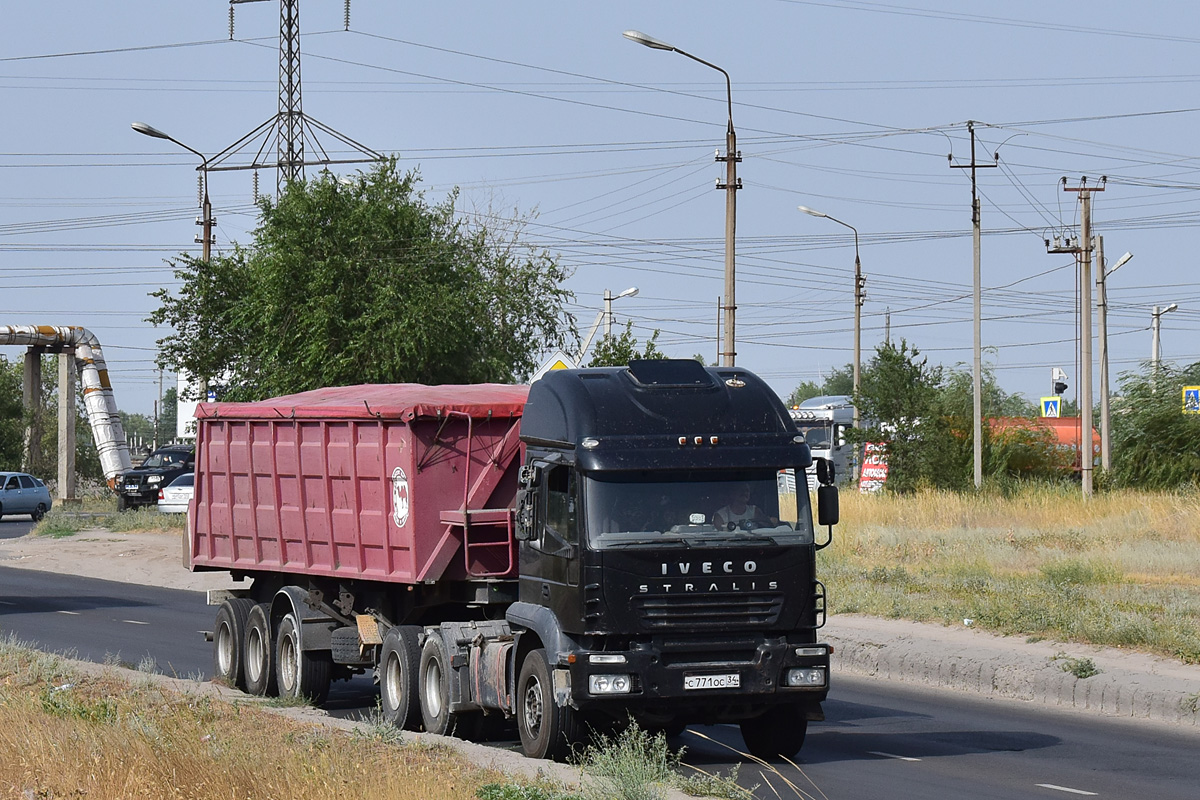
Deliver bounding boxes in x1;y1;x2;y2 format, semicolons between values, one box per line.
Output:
189;384;528;584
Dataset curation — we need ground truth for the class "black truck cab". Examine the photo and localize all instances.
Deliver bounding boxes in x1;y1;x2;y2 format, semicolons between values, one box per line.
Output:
509;359;834;760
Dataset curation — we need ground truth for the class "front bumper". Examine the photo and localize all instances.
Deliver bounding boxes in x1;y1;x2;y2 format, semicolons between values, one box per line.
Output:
563;639;830;711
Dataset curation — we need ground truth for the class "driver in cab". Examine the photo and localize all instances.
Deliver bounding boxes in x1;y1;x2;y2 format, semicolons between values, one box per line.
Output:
712;483;773;531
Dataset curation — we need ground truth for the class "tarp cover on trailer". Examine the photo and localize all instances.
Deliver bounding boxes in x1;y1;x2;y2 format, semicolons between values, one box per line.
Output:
194;383;529;422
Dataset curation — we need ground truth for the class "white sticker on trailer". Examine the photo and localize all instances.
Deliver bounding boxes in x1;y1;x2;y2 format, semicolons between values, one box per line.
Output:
391;467;410;528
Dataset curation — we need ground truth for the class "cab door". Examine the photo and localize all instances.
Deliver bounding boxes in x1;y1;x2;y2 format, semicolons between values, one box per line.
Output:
518;464;581;622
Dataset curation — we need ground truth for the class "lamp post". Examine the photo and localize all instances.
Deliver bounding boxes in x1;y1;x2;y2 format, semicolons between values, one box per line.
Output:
1151;303;1178;370
1097;242;1131;473
624;30;740;367
132;121;213;262
578;287;639;362
798;206;862;427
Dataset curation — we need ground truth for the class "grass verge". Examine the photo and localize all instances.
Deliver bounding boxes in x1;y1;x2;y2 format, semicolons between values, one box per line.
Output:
829;486;1200;664
33;505;185;537
0;634;523;800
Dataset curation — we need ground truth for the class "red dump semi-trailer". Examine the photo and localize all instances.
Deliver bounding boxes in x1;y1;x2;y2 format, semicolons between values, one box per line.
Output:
191;362;838;760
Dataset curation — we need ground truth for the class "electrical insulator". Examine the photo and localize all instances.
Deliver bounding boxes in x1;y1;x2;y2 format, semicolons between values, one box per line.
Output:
344;0;351;30
229;4;235;40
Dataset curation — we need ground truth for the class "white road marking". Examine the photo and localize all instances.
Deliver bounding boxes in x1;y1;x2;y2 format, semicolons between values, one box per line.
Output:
1036;785;1098;796
868;751;922;762
121;619;150;625
56;610;81;615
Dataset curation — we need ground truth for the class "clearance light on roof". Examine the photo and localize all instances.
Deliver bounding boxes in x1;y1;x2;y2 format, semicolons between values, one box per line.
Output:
582;438;600;449
679;435;719;446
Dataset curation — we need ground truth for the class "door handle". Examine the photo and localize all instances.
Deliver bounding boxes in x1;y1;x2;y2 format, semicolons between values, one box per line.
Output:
541;583;550;598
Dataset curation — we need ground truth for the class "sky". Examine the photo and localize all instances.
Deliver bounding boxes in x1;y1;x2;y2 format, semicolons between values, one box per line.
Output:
4;1;1200;418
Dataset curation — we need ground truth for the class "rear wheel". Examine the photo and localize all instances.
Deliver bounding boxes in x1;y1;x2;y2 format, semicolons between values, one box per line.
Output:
244;604;277;697
419;630;474;737
379;625;422;730
31;503;47;522
212;598;255;690
739;704;808;761
517;648;582;761
275;612;331;704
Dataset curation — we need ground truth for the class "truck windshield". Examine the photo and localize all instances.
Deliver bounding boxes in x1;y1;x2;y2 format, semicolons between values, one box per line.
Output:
795;424;832;451
585;469;814;550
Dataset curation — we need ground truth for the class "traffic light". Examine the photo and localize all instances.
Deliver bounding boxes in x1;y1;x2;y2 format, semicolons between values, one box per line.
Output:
1054;381;1067;395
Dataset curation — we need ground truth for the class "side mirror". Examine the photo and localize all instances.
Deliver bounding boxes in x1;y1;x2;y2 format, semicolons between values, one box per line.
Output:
815;457;836;486
817;484;839;528
514;488;535;540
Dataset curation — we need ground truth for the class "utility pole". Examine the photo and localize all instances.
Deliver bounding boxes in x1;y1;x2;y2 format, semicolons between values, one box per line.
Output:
950;121;998;490
1047;176;1105;498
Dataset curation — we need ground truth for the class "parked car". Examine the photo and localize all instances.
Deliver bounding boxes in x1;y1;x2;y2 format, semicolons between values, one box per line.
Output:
157;472;194;514
0;471;52;521
116;443;195;511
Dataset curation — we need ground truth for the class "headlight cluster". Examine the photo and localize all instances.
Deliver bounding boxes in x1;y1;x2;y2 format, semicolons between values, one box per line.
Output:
589;674;632;694
786;667;826;687
147;475;163;484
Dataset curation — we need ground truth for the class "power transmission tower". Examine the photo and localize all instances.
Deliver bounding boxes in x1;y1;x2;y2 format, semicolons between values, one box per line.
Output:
949;121;998;490
221;0;382;193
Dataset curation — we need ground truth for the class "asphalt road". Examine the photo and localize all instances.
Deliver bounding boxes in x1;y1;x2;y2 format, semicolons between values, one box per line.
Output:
1;561;1198;800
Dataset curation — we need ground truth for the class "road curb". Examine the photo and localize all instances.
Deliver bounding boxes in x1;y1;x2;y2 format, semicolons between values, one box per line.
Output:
825;614;1200;727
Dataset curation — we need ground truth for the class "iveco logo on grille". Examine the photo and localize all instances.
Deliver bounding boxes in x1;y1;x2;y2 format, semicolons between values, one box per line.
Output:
660;560;758;575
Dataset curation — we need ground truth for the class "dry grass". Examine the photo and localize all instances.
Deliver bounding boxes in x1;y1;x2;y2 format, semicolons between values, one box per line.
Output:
0;636;507;800
826;486;1200;663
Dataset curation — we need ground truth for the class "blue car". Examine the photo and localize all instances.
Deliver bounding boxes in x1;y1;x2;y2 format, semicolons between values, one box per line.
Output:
0;471;52;521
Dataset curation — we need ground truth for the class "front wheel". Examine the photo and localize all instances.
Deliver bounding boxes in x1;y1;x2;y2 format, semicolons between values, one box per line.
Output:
516;648;582;761
116;495;127;512
275;612;331;704
739;704;808;761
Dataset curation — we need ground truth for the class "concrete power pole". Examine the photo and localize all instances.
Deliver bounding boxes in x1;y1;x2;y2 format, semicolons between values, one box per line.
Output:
1048;177;1105;498
950;121;998;490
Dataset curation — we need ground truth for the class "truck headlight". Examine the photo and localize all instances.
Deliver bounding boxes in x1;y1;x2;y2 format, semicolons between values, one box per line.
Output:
589;674;632;694
147;475;163;484
786;667;826;687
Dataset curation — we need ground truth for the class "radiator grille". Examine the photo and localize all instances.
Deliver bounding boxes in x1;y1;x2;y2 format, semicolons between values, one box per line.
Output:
632;591;783;630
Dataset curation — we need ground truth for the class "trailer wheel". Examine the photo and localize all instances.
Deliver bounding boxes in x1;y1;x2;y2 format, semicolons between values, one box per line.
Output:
213;598;255;690
379;625;422;730
275;612;331;705
244;604;277;697
517;648;582;761
739;704;808;760
419;630;470;737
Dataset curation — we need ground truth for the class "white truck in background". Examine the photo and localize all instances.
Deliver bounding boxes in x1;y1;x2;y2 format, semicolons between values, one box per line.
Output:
789;395;856;490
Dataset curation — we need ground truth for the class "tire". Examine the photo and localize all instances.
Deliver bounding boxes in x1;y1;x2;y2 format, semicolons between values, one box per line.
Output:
378;625;422;730
212;598;255;690
275;612;331;705
739;704;808;761
516;648;582;761
244;604;277;697
419;630;470;737
116;495;127;512
31;503;47;522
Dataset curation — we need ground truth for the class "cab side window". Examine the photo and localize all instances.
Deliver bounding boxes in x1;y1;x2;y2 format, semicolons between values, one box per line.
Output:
544;465;577;544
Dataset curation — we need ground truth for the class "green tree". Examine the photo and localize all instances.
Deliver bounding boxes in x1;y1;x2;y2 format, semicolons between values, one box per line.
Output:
853;341;961;492
1109;361;1200;488
159;386;178;442
0;356;102;481
0;359;23;469
586;322;667;367
151;161;575;400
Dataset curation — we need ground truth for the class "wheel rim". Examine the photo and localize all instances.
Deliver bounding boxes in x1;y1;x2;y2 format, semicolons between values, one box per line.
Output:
523;676;544;740
279;628;298;692
383;651;401;712
216;621;234;676
246;626;264;682
424;655;443;718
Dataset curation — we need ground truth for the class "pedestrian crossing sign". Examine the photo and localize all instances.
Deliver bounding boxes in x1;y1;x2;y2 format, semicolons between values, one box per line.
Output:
1041;396;1061;418
1184;386;1200;415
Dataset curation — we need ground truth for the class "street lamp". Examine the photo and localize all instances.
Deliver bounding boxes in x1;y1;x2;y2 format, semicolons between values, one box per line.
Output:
624;30;740;367
578;287;640;362
1151;303;1178;370
132;121;214;262
798;206;863;433
1097;243;1130;472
